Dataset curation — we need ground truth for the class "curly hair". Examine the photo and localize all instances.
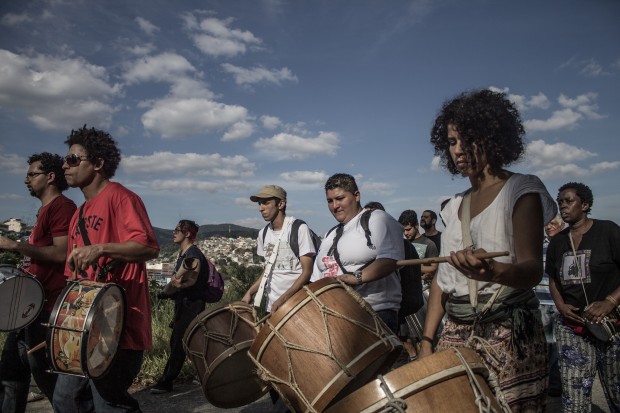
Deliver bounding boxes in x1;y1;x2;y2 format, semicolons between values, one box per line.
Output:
398;209;418;227
177;219;200;240
423;210;437;222
558;182;593;214
430;89;525;176
325;173;359;194
65;125;121;179
27;152;69;192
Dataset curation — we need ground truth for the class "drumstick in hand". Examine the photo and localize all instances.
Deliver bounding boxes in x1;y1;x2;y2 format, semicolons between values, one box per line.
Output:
72;243;78;280
397;251;509;266
27;341;46;355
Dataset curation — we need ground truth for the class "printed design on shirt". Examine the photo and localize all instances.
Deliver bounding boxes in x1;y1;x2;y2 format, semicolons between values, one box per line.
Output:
264;241;297;271
412;242;428;259
559;249;591;285
321;256;340;277
71;214;105;241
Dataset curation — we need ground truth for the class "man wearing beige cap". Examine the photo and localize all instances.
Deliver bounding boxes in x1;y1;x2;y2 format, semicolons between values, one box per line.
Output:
242;185;316;314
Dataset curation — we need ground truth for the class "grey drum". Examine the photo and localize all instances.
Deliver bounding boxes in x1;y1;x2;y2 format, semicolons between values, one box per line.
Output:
0;264;44;331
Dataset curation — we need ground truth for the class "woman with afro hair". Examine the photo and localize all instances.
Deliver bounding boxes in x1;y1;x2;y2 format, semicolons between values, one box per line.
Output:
418;89;558;412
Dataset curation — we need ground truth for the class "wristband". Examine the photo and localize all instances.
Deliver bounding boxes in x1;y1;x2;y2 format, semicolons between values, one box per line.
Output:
605;295;618;306
354;270;363;285
421;336;433;344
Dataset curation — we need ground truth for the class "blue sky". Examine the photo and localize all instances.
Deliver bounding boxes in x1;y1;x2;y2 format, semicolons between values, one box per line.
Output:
1;0;619;235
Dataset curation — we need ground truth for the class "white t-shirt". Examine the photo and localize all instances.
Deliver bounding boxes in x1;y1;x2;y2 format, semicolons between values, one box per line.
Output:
311;209;404;312
258;217;316;312
437;173;557;298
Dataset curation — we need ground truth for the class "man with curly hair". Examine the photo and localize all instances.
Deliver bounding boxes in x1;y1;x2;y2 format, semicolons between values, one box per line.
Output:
419;89;558;412
0;153;76;412
52;126;159;413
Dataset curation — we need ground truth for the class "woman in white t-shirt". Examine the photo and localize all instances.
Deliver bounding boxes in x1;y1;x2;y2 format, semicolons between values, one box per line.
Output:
418;90;557;413
311;173;404;333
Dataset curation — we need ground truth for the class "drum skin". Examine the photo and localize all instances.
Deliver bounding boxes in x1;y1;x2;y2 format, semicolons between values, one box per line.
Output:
0;265;44;331
325;348;503;413
249;278;402;413
183;301;269;408
47;280;125;378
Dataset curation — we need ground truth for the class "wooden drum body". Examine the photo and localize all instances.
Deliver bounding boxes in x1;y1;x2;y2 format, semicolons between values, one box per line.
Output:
183;301;269;408
325;348;503;413
249;278;402;413
47;280;125;378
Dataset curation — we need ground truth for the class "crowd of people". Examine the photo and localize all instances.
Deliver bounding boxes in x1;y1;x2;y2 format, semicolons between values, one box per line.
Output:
0;89;619;413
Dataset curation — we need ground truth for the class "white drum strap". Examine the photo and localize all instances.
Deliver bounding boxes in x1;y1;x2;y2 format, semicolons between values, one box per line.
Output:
253;217;292;308
376;375;407;413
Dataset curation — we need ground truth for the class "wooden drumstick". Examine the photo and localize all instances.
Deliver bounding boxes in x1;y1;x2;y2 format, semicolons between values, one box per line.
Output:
397;251;509;266
27;341;46;355
72;243;78;280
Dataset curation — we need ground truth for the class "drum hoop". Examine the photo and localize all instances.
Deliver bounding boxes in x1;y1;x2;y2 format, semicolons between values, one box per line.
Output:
0;265;45;332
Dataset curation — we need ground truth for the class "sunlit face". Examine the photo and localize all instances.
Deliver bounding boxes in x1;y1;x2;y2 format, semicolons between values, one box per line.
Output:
63;144;95;189
557;188;588;225
420;211;434;230
447;124;486;176
172;225;187;244
544;219;564;238
326;187;360;224
257;198;283;223
24;160;49;198
403;224;418;241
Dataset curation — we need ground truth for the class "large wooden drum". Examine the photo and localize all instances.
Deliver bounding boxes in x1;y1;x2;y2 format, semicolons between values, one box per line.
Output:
325;347;503;413
249;278;402;413
183;301;269;408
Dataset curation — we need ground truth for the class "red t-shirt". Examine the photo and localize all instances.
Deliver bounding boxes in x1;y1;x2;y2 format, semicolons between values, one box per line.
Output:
65;182;159;350
24;194;76;312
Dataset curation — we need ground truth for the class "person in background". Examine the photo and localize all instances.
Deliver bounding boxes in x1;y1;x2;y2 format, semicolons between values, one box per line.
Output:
419;89;557;412
546;182;620;413
151;220;210;394
53;126;159;413
311;173;404;334
0;153;76;412
398;210;438;283
420;210;442;253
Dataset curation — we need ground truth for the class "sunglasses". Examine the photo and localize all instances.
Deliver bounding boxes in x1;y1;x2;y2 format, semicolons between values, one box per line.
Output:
65;154;90;167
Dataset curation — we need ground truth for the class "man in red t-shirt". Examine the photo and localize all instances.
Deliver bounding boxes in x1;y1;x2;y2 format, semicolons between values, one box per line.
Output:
0;152;76;411
52;126;159;413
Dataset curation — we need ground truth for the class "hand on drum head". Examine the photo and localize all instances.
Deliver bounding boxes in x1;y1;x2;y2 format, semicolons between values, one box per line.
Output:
583;299;617;324
448;247;496;283
68;245;103;276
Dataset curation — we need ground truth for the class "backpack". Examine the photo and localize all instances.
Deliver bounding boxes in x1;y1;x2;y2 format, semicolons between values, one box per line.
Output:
205;259;225;303
261;219;321;259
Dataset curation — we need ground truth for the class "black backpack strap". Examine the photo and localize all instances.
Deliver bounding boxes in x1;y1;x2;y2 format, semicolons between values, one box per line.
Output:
289;219;303;258
261;225;269;245
360;209;375;249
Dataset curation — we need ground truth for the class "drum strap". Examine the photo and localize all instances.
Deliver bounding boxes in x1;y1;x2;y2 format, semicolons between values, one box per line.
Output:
77;204;121;282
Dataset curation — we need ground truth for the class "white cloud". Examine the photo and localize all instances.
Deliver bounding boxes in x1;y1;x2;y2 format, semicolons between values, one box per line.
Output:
126;44;156;56
222;63;297;86
431;156;441;171
135;17;159;36
558;57;612;77
360;181;396;196
1;13;32;26
0;50;119;130
525;139;596;168
186;15;262;57
524;108;582;132
590;161;620;174
0;153;27;174
489;87;550;111
141;98;248;138
254;131;340;160
0;193;24;200
149;178;247;192
122;53;197;85
280;171;329;184
534;163;590;179
123;152;255;178
261;115;281;129
222;121;254;141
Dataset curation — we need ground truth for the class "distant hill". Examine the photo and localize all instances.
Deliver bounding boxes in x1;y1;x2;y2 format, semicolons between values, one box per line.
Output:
153;223;259;249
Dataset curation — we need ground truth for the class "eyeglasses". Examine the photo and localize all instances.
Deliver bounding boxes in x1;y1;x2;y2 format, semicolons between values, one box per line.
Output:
65;154;90;167
173;229;182;233
25;172;46;179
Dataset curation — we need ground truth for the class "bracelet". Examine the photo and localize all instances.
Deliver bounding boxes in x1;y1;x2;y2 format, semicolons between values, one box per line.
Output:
605;295;618;306
421;336;433;344
354;270;363;285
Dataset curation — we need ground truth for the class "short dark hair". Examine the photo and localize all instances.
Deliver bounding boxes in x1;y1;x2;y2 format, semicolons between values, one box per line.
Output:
558;182;593;214
398;210;418;227
27;152;69;191
423;210;437;222
430;89;525;176
364;201;385;211
325;173;359;194
177;219;200;240
65;125;121;179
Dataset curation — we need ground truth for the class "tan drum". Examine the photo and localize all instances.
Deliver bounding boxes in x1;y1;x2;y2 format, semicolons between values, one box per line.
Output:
0;265;44;331
183;301;269;408
249;278;402;413
325;347;503;413
47;280;125;378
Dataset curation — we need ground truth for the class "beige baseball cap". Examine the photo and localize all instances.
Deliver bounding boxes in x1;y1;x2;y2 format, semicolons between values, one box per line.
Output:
250;185;287;202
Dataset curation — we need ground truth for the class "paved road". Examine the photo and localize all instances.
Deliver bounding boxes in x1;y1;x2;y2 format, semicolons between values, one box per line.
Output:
27;376;611;413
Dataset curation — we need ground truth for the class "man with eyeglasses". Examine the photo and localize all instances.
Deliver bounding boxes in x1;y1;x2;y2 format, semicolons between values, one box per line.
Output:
52;126;159;413
0;153;76;412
